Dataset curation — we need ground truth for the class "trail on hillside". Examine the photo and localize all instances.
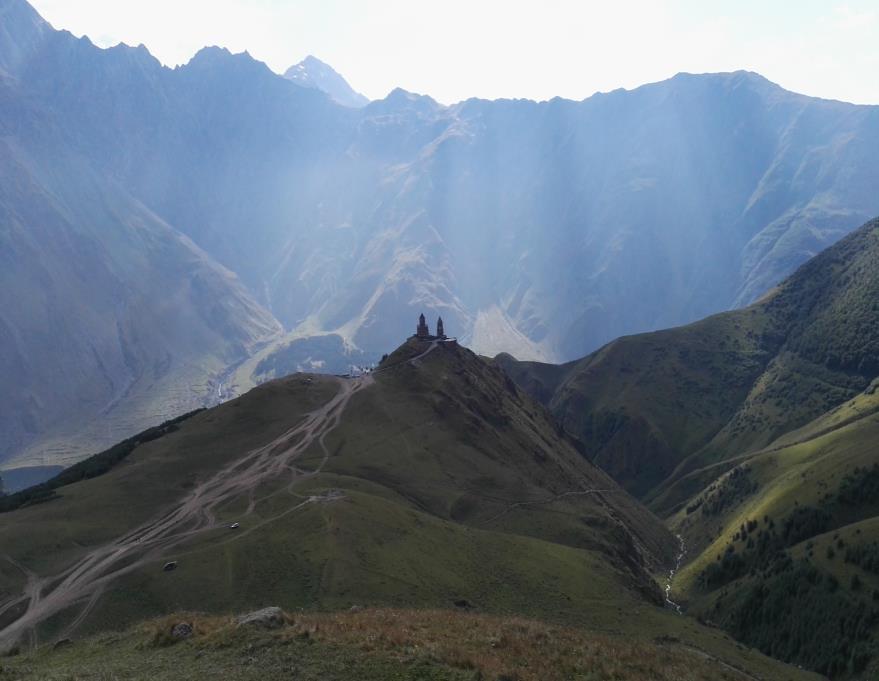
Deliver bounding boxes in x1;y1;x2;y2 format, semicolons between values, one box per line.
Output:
0;339;447;650
0;373;374;649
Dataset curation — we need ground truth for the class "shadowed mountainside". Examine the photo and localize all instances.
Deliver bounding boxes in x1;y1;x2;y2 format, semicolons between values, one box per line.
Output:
499;217;879;677
498;217;879;502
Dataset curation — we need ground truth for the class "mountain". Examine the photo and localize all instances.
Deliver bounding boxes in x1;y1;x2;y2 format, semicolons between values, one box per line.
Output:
498;217;879;677
0;0;48;76
2;0;879;470
498;217;879;501
0;338;821;681
0;66;281;468
0;340;671;636
283;54;369;107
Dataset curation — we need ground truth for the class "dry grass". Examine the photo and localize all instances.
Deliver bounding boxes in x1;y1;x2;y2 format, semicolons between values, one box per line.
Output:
288;609;751;681
142;608;746;681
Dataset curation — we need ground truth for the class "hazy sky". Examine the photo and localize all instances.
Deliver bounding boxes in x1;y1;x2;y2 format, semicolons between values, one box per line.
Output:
28;0;879;105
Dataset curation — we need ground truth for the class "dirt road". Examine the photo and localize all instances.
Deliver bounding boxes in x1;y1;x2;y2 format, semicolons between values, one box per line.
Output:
0;339;449;650
0;339;447;650
0;373;372;650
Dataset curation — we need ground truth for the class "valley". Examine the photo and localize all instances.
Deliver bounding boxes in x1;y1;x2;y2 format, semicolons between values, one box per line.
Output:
501;217;879;677
1;0;878;677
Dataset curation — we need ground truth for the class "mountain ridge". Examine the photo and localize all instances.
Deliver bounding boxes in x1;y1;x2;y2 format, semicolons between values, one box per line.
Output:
2;0;879;471
0;337;673;640
498;217;879;500
497;216;879;676
284;54;369;107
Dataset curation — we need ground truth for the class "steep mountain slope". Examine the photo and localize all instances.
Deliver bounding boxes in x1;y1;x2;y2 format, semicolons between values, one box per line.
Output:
3;0;879;469
666;388;879;677
284;55;369;107
499;217;879;501
0;71;280;468
0;339;820;681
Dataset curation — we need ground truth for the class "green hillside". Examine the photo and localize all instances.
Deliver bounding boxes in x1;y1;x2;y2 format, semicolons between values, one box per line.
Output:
1;608;822;681
498;217;879;677
658;387;879;675
498;217;879;505
0;338;821;680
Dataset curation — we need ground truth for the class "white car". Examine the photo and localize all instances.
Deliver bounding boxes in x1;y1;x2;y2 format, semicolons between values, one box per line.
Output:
229;522;240;529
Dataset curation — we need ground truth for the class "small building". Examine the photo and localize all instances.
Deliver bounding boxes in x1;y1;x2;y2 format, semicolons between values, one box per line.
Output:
413;312;450;341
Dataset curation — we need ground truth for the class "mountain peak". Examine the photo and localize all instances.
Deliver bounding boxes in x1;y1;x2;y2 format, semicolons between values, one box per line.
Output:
0;0;51;76
283;55;368;108
366;87;442;116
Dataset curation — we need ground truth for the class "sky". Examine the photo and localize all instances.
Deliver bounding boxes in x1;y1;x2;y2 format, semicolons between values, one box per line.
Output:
27;0;879;105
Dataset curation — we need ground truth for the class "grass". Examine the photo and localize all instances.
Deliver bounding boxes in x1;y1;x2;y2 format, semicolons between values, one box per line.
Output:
657;390;879;676
0;375;339;618
496;218;879;676
1;608;823;681
672;394;879;595
0;339;828;681
0;342;672;645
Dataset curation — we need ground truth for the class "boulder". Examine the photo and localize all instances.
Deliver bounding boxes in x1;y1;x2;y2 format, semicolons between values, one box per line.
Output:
236;606;285;629
171;622;193;640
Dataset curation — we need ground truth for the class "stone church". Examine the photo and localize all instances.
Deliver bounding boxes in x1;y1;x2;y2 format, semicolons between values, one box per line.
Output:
415;313;447;340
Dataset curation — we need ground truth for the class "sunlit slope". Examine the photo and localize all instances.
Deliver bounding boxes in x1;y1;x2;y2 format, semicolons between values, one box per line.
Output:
666;389;879;678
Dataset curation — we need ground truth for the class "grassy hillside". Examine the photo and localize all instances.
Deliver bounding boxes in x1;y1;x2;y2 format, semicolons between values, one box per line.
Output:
498;217;879;504
1;608;822;681
665;390;879;678
498;217;879;677
0;338;828;678
0;340;673;644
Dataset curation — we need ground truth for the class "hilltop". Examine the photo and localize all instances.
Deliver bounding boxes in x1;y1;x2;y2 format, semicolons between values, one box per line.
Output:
0;338;671;642
0;336;823;679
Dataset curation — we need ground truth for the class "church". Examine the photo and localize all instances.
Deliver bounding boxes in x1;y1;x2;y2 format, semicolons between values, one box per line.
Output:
414;313;447;340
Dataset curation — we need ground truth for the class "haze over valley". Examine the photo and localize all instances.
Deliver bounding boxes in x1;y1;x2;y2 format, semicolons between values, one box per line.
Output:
2;0;878;471
1;1;878;678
